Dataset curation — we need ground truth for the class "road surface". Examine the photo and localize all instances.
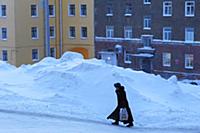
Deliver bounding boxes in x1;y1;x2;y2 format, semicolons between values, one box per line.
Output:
0;109;199;133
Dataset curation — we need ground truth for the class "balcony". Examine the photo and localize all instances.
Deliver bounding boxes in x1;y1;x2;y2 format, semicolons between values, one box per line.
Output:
124;13;132;17
106;13;113;17
137;47;155;54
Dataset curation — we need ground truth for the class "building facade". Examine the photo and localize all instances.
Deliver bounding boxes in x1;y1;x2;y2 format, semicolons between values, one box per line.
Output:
95;0;200;79
0;0;94;66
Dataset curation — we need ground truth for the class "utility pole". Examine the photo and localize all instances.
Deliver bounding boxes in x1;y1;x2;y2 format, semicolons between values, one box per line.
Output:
44;0;50;57
59;0;63;57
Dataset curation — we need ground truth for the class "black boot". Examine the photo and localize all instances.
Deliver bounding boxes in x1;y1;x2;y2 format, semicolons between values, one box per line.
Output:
112;121;119;125
126;122;133;127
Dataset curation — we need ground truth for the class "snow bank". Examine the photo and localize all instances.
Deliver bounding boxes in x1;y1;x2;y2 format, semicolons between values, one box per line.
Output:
0;52;200;129
168;75;178;84
59;52;84;63
0;61;16;71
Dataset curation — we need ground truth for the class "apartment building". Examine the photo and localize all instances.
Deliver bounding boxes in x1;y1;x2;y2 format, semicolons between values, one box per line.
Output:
0;0;94;66
95;0;200;79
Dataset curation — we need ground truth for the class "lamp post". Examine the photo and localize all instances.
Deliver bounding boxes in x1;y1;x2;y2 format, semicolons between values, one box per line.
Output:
59;0;63;57
44;0;50;57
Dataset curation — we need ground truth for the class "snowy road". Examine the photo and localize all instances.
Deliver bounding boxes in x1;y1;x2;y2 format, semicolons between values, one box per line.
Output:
0;109;199;133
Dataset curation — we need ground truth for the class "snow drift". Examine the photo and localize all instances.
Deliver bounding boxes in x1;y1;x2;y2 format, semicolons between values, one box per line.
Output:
0;52;200;129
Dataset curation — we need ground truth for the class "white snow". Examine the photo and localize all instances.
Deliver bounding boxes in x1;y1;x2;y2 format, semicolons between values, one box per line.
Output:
0;52;200;132
133;53;154;58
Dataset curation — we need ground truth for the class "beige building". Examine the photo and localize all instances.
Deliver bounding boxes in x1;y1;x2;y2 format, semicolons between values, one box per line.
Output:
0;0;94;66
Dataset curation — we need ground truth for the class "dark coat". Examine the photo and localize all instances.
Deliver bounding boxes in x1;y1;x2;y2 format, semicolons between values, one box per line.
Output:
107;86;134;123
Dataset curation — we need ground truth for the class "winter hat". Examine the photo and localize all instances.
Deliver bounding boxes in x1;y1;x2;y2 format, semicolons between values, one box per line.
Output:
114;82;121;88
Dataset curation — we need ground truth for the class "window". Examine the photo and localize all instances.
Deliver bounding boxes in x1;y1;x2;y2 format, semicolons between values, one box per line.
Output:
185;1;195;17
185;28;194;42
31;4;38;17
81;27;87;38
124;3;132;16
106;26;114;38
124;51;132;64
124;26;132;39
2;50;8;61
80;4;87;16
162;52;171;67
69;26;76;38
185;54;194;69
50;47;56;57
163;1;172;16
49;5;55;17
68;4;75;16
31;27;38;39
1;27;7;40
144;16;151;30
141;35;153;47
49;26;55;38
0;5;6;17
106;3;113;16
163;27;172;41
144;0;151;4
32;49;39;61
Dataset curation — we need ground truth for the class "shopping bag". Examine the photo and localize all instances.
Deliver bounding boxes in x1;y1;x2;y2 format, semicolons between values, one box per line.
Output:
119;108;128;121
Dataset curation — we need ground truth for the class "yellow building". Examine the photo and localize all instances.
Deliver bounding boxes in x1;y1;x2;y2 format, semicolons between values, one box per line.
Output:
0;0;94;66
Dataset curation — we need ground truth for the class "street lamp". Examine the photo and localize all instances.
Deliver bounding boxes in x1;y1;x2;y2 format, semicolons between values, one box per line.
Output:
44;0;50;57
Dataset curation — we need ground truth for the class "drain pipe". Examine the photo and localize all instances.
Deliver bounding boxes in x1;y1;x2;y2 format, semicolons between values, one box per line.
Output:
59;0;63;57
44;0;50;57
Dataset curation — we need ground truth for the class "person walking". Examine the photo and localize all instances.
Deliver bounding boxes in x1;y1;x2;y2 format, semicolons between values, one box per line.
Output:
107;83;134;127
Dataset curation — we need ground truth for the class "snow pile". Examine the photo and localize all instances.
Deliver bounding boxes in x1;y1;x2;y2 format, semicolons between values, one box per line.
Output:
60;51;84;62
0;52;200;129
168;75;178;84
0;61;16;71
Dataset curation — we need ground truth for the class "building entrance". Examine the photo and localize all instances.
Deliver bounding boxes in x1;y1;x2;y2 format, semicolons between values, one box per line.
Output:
141;58;151;73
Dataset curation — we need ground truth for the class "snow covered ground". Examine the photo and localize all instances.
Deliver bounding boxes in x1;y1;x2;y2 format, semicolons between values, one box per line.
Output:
0;52;200;132
0;112;198;133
